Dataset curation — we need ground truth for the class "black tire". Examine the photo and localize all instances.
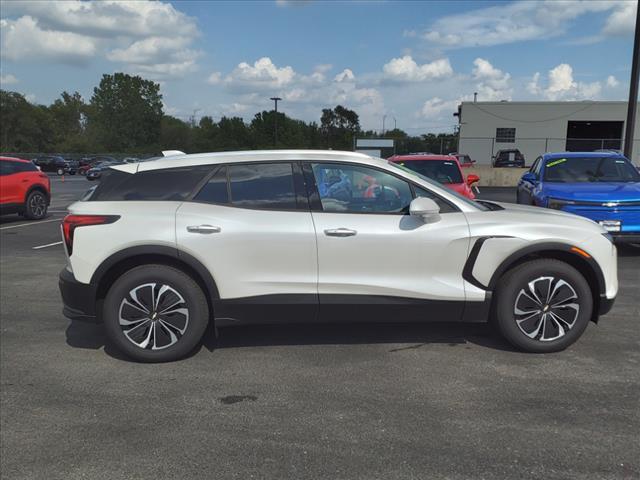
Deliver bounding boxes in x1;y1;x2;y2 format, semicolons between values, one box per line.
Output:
103;265;210;362
493;259;592;353
23;190;48;220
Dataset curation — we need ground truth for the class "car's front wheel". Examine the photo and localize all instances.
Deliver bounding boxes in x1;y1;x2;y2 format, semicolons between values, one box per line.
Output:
493;259;592;353
103;265;210;362
24;190;48;219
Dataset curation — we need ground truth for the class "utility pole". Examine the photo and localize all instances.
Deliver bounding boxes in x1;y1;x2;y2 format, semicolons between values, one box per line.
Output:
624;2;640;160
270;97;282;147
190;108;201;128
382;115;387;135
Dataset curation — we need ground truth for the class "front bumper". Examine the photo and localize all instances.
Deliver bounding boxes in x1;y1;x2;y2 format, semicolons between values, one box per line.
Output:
599;294;616;317
59;268;99;322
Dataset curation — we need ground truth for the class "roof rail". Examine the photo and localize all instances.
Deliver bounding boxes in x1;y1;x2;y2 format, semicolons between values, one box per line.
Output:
162;150;186;157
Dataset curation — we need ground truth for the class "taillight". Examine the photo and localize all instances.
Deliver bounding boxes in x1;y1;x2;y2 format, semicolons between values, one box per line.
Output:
62;214;120;255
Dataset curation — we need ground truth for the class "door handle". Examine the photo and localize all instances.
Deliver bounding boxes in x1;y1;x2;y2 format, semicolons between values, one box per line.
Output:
187;224;221;234
324;228;357;237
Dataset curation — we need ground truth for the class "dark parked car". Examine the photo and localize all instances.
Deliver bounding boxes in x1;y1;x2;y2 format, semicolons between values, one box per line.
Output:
79;156;117;175
492;149;525;168
86;161;124;181
33;156;76;175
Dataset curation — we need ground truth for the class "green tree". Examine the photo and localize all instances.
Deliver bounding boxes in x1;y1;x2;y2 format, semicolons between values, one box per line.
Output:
320;105;360;150
49;91;87;151
0;90;54;152
89;73;163;151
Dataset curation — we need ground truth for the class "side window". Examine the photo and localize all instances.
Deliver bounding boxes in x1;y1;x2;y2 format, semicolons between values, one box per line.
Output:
311;163;413;214
413;186;458;214
530;157;540;175
533;157;544;177
89;166;212;201
14;161;38;173
228;163;296;210
194;166;229;204
0;161;16;176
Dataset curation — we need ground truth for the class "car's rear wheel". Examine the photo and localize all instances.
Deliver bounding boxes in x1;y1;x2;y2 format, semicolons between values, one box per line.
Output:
103;265;209;362
56;168;65;175
24;190;48;219
493;259;592;353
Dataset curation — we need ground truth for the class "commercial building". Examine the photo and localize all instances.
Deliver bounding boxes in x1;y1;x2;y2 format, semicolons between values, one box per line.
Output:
456;101;640;166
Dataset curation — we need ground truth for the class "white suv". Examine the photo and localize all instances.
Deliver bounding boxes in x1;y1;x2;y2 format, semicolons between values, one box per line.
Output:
59;150;618;362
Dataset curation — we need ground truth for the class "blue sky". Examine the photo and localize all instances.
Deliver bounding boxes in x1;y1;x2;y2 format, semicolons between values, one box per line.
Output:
0;0;636;133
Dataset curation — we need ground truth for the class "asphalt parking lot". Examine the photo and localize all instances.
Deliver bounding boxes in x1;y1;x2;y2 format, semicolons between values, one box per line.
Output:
1;177;639;480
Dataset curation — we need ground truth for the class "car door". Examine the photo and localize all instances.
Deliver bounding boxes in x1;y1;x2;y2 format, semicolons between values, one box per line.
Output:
0;161;20;204
176;162;319;324
304;161;470;323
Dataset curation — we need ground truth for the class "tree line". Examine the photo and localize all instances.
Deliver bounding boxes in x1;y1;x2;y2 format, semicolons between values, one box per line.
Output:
0;72;457;156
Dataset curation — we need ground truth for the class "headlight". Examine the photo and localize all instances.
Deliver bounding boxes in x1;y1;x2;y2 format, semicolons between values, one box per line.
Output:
547;197;576;210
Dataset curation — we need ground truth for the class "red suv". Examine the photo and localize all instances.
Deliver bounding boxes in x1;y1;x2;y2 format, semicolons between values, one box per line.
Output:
0;156;51;219
388;154;479;199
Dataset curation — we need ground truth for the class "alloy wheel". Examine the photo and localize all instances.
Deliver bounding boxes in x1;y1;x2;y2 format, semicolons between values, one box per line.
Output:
29;193;46;218
118;283;189;350
513;276;580;342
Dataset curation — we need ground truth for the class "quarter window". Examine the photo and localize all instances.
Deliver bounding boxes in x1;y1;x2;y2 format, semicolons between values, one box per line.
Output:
311;163;413;214
228;163;297;210
496;128;516;143
89;166;213;201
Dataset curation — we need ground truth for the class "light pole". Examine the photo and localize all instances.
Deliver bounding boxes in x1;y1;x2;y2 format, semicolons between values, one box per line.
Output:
270;96;282;147
382;115;387;135
624;2;640;160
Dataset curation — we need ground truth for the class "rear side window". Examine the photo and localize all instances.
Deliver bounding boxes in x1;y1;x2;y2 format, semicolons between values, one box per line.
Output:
194;166;229;204
228;163;296;210
14;161;38;173
0;161;16;175
89;166;212;201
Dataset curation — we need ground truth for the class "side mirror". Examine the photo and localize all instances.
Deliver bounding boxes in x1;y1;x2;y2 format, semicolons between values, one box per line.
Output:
410;197;441;223
522;172;537;183
466;174;480;186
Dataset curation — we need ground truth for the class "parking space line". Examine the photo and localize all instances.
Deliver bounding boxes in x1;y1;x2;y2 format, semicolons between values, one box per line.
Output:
0;218;62;230
32;241;63;250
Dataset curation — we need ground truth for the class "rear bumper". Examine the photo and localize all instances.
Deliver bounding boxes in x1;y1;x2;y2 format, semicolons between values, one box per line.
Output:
59;268;99;322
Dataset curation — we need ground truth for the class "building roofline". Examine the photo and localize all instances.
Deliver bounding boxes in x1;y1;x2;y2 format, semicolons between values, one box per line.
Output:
460;100;634;106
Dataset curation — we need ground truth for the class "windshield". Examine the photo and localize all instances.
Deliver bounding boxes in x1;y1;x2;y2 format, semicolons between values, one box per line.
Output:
544;156;640;183
387;161;489;211
392;159;463;184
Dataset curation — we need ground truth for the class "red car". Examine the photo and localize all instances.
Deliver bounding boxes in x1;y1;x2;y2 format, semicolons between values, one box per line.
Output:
389;154;479;199
0;156;51;219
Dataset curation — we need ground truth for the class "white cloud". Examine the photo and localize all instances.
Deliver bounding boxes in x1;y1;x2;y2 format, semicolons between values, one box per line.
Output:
602;1;637;36
1;1;200;78
472;58;512;100
0;73;19;85
528;63;602;100
420;97;459;118
606;75;620;88
1;0;198;39
334;68;355;82
227;57;296;89
382;55;453;82
419;0;631;49
527;72;541;95
1;16;96;64
25;93;36;103
207;72;223;85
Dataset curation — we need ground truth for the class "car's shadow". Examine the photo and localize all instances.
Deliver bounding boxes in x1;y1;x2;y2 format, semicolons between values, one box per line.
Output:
65;319;517;362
